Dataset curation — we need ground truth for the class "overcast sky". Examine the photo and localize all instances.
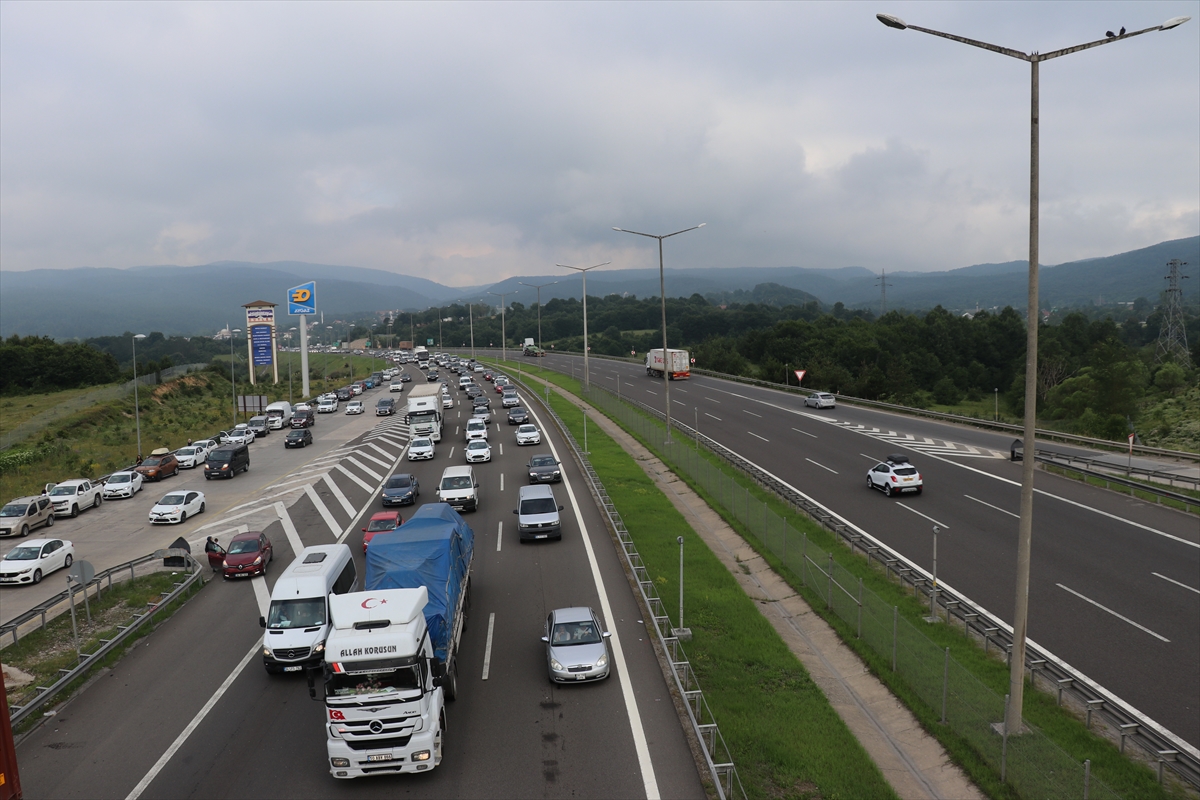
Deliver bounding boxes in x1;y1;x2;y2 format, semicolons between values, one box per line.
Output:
2;1;1197;286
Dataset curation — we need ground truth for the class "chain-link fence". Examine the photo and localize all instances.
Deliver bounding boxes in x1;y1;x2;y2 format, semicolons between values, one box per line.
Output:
582;383;1120;800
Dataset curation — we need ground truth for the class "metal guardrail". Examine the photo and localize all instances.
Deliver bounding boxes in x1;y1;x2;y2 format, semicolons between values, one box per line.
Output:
1031;449;1200;494
513;373;746;800
8;548;207;726
1032;453;1200;512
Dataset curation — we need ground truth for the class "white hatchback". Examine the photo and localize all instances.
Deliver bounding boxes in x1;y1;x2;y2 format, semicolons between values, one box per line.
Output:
408;437;435;460
804;392;836;409
465;439;492;463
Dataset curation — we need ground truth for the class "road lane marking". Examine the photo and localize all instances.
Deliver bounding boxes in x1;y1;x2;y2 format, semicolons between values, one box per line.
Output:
274;502;306;557
251;574;270;617
333;463;374;494
482;612;496;679
705;397;720;403
672;399;687;406
496;521;503;552
448;447;456;459
675;388;687;393
646;390;657;395
500;473;505;492
743;409;762;418
126;642;262;800
365;442;397;460
792;427;818;439
304;485;342;537
805;458;838;475
1057;584;1169;642
499;443;504;456
346;456;382;481
704;412;722;421
748;431;769;442
965;494;1019;519
1153;572;1200;594
353;449;391;470
322;473;356;517
895;502;946;528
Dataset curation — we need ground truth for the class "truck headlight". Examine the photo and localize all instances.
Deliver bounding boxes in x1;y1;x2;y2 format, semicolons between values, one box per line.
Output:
330;757;350;768
411;750;431;762
262;646;273;658
314;641;325;654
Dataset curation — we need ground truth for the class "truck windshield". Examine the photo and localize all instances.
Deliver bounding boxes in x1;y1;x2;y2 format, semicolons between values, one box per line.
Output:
328;666;421;697
267;597;327;629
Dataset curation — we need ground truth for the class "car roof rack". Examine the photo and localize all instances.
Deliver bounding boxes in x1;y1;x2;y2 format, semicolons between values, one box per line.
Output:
887;454;910;464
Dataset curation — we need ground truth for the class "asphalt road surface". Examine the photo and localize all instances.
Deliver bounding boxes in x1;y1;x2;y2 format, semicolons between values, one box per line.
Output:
533;351;1200;749
16;364;704;799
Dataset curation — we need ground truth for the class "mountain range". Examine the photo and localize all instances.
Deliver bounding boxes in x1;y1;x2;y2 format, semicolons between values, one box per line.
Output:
1;237;1195;340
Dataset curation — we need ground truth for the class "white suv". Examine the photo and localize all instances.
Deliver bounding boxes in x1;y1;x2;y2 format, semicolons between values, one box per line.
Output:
47;479;103;518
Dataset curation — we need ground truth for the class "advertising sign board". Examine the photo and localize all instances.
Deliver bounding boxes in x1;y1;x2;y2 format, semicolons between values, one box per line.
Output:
288;282;316;315
250;324;273;366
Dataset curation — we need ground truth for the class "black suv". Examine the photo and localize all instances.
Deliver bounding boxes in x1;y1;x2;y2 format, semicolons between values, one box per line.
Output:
507;407;529;425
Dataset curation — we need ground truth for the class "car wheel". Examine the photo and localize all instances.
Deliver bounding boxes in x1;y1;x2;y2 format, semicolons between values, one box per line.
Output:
884;484;894;497
32;569;42;584
444;658;459;701
20;524;29;537
70;505;79;518
200;502;206;513
867;476;874;490
914;487;923;496
205;475;211;480
180;512;187;523
64;554;73;568
45;514;54;528
94;495;102;508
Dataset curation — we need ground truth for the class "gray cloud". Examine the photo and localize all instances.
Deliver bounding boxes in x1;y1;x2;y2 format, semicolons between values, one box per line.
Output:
2;1;1196;284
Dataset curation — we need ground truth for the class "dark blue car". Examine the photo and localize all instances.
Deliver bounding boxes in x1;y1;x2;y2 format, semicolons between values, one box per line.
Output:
380;473;420;506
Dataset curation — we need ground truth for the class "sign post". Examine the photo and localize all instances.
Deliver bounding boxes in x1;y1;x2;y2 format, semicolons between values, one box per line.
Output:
243;302;279;385
288;282;316;400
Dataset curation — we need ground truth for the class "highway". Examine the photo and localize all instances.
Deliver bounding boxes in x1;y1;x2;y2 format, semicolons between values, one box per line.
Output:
14;363;704;799
535;351;1200;749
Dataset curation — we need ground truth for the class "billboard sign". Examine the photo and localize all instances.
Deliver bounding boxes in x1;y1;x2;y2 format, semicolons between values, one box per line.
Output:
288;281;316;315
250;325;274;366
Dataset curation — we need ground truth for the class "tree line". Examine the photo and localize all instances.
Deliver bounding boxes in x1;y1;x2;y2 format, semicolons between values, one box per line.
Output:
0;335;121;395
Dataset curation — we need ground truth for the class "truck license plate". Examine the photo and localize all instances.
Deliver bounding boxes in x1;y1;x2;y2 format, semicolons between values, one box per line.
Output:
367;754;393;762
284;665;302;672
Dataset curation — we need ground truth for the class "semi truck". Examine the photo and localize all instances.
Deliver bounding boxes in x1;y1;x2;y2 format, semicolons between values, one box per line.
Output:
321;504;474;779
414;346;429;369
645;348;690;380
405;384;443;441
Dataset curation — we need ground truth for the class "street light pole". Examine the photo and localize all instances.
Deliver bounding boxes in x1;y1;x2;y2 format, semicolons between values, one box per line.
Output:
613;224;705;442
131;333;146;461
438;308;443;350
556;262;610;391
519;280;558;351
230;327;242;427
469;301;477;360
876;10;1189;736
487;291;517;362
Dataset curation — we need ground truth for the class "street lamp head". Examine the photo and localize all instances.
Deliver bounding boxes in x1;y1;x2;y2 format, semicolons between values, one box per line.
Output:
877;13;908;30
133;333;147;340
611;227;624;232
697;223;707;228
1160;15;1191;30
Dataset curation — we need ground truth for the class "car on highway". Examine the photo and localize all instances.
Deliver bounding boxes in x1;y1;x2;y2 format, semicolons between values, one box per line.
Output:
400;372;412;383
294;402;312;411
866;454;923;497
501;390;520;408
441;394;454;409
101;470;144;499
285;428;313;448
465;439;492;463
380;473;420;506
291;409;316;428
426;371;440;382
0;538;75;586
465;418;489;441
507;407;529;425
337;387;354;401
515;424;541;446
318;397;339;413
361;510;402;552
465;385;484;399
804;392;836;409
541;607;611;683
474;364;485;373
222;530;273;578
483;371;494;382
47;479;103;518
174;445;207;469
136;450;180;482
376;397;396;416
0;496;55;538
149;490;206;524
221;428;254;446
408;437;435;460
390;380;404;393
345;400;364;415
527;454;562;483
472;394;491;409
349;383;364;396
247;416;271;437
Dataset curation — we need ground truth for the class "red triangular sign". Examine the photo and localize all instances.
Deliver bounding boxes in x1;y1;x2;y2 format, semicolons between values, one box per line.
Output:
794;370;806;384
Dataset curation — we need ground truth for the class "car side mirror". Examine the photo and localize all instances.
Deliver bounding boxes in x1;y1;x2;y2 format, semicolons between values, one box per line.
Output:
558;505;564;511
602;631;612;639
540;636;550;643
259;615;266;628
361;527;368;533
512;509;517;514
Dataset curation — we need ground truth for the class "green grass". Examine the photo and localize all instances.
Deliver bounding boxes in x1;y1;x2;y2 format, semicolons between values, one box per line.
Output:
0;385;119;431
484;356;1181;800
543;387;898;800
1041;463;1199;515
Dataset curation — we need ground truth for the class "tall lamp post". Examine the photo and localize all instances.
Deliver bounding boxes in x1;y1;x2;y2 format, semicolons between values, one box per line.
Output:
613;224;705;442
438;307;444;350
131;333;147;461
519;280;558;351
556;262;610;390
876;11;1190;736
469;301;480;360
487;290;517;362
229;327;242;427
287;327;297;403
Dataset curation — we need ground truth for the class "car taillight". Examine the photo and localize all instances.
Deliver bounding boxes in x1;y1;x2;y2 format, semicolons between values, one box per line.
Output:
890;475;898;482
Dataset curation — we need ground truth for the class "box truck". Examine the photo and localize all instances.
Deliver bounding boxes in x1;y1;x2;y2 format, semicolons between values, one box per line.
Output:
405;384;443;441
645;348;690;380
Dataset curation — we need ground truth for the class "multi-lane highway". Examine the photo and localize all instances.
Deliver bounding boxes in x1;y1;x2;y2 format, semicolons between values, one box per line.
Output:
534;352;1200;749
14;363;704;798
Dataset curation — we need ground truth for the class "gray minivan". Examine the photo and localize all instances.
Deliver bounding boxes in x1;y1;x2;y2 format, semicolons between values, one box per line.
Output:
204;443;250;479
515;484;564;542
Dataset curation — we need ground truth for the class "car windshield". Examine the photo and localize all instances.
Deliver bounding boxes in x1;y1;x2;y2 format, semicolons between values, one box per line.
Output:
287;430;304;437
4;546;41;561
441;476;472;490
367;518;398;532
108;474;132;484
386;476;412;489
521;498;557;515
141;457;162;466
411;438;431;448
551;620;601;645
177;448;197;456
0;504;28;517
48;485;78;496
467;441;487;450
228;538;261;555
327;665;421;697
530;456;556;467
519;425;537;433
894;467;918;476
267;597;326;629
209;449;234;461
159;494;186;505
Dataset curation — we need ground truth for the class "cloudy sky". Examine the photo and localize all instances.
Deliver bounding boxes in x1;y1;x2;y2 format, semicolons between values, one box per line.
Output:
2;1;1197;285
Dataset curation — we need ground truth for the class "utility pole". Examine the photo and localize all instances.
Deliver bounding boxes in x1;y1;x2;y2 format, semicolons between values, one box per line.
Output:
876;268;892;316
1157;259;1191;367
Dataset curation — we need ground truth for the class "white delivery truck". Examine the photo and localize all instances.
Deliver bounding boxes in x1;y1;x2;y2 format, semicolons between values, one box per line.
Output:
405;384;443;441
414;346;429;369
264;401;294;429
645;348;690;380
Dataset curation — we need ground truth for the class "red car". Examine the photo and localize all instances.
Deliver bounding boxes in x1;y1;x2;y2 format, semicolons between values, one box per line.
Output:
221;530;273;579
361;510;402;552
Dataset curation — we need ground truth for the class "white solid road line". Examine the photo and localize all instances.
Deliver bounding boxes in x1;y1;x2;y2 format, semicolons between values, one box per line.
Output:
448;447;456;459
895;502;948;529
353;450;392;470
964;494;1020;519
805;457;838;475
304;484;342;537
274;502;307;557
251;574;270;616
482;613;496;680
748;431;769;442
333;463;373;494
127;644;261;800
322;473;357;517
792;427;818;439
346;456;383;482
705;396;720;403
646;389;657;395
500;473;505;492
1057;584;1170;642
496;521;503;552
1153;572;1200;594
704;412;722;421
525;400;660;800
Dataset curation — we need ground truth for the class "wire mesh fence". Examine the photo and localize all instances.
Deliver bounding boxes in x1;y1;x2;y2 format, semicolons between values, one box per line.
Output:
583;383;1121;800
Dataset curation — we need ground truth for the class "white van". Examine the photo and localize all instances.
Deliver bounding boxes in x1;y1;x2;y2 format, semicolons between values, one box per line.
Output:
436;465;479;512
515;484;564;542
465;418;488;441
259;544;357;674
264;401;294;430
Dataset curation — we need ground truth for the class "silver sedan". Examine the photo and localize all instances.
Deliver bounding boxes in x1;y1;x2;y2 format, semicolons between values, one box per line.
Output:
541;607;611;683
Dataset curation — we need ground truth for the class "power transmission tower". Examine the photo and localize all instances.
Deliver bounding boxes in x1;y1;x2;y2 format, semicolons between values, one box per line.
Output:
875;269;892;316
1156;259;1191;367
